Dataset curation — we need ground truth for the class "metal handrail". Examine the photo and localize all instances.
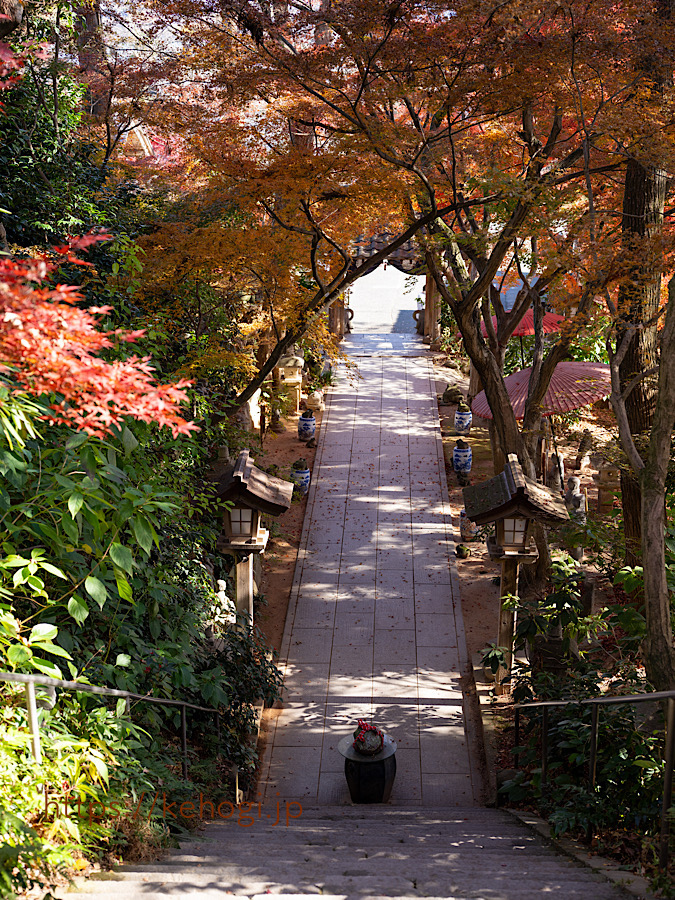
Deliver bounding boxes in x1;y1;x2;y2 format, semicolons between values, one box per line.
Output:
513;690;675;869
0;670;223;779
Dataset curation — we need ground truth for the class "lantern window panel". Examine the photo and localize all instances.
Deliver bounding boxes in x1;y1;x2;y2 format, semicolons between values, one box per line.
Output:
230;507;254;536
501;516;529;548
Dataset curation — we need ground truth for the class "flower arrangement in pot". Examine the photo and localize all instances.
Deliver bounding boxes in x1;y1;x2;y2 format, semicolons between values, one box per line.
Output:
337;718;397;803
352;719;385;756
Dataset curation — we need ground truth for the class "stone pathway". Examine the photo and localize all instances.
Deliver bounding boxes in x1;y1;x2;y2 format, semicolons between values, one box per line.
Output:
258;333;477;806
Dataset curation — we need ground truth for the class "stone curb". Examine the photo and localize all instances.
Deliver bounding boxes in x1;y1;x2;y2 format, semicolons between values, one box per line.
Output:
505;808;659;900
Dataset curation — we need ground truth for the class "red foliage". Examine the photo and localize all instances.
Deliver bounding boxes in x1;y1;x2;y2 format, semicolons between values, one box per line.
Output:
0;41;25;95
0;42;196;439
0;237;197;438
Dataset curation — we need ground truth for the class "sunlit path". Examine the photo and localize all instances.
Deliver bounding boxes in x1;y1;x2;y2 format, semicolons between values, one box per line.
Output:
258;333;476;805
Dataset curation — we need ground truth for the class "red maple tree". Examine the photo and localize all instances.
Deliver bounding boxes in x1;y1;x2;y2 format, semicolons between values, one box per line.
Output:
0;41;195;438
0;235;197;438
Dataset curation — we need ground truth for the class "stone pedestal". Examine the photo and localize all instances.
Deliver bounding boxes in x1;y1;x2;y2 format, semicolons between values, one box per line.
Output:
594;462;620;514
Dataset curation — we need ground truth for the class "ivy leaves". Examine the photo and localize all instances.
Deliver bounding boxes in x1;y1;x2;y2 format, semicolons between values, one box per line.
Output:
0;427;171;634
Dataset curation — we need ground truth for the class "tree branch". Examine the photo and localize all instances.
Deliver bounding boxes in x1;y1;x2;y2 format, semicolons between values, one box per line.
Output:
607;335;645;474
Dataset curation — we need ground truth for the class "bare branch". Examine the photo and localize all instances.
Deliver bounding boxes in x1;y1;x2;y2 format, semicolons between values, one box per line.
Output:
622;366;660;403
607;336;645;473
613;323;638;369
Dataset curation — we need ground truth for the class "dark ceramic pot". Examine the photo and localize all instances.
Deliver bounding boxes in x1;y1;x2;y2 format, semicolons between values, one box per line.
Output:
337;734;397;803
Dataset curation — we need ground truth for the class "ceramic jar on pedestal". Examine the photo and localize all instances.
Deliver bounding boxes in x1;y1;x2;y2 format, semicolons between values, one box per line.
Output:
290;459;311;495
453;439;472;474
298;410;316;442
454;404;472;435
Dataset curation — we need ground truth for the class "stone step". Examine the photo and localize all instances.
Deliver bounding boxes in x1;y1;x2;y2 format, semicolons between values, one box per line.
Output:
117;856;584;877
100;862;612;883
65;871;628;897
58;888;625;900
208;820;515;831
55;807;631;900
190;822;535;839
177;830;541;848
193;797;513;826
166;846;556;864
193;815;529;828
244;807;511;821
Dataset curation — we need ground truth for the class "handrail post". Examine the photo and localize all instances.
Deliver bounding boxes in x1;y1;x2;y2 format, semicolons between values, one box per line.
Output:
180;704;188;779
659;697;675;870
586;704;600;844
215;711;221;754
541;707;549;788
24;682;42;764
514;707;520;768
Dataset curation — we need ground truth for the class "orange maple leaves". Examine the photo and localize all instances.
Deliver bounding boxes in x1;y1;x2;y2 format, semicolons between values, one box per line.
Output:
0;237;197;439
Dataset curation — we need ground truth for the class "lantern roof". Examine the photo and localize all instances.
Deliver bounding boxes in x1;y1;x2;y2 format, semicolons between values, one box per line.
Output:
213;450;293;516
279;355;304;368
462;454;569;526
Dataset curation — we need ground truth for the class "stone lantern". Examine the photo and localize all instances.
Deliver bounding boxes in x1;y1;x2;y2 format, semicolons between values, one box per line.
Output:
462;454;569;691
278;354;304;413
214;450;293;625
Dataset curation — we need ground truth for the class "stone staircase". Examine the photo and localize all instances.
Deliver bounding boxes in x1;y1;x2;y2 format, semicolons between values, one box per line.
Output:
62;806;633;899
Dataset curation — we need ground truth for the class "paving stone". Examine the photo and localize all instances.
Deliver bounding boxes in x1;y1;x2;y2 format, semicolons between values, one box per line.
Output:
374;599;415;629
290;629;335;663
371;667;418;699
338;573;378;593
373;629;417;666
375;549;413;569
327;673;373;699
375;570;414;599
282;664;330;701
414;613;458;647
333;624;375;647
292;598;337;625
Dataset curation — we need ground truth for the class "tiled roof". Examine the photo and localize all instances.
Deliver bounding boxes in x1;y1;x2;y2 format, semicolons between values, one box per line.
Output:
213;450;293;516
351;231;424;273
463;454;568;525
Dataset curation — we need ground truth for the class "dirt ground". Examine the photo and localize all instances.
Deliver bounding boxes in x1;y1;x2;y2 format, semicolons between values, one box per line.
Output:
250;406;325;791
439;404;502;664
253;408;323;654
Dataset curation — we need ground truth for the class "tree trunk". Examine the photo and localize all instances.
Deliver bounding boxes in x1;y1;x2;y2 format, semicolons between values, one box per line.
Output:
641;482;675;691
0;0;22;39
639;277;675;691
616;149;668;567
75;1;108;118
